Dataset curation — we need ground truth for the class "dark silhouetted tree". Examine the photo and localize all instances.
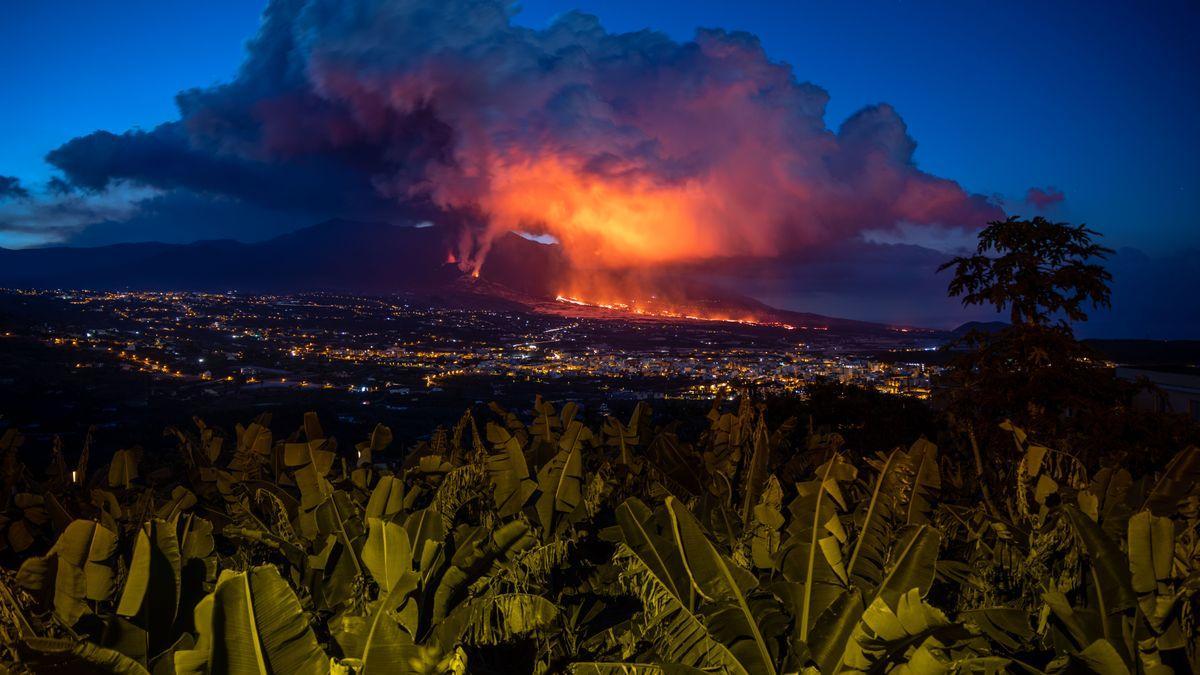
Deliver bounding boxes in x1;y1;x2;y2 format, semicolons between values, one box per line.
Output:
938;217;1122;495
939;215;1113;327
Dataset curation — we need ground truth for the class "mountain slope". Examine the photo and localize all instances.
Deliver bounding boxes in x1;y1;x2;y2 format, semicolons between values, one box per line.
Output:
0;219;911;334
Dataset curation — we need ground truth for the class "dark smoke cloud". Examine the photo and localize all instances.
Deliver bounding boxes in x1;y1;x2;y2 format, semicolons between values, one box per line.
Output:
41;0;1001;258
1025;186;1065;210
0;176;30;201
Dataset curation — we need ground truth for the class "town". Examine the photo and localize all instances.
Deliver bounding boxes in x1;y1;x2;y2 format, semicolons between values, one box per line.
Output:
0;288;940;438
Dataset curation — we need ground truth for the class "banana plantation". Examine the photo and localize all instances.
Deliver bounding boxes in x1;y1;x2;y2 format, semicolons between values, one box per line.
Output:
0;396;1197;674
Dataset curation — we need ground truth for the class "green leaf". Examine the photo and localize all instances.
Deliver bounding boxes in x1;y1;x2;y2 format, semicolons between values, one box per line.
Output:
748;476;785;570
363;517;412;593
535;444;584;534
615;498;690;607
402;506;446;572
567;663;707;674
961;607;1034;653
365;476;405;520
1143;446;1200;516
175;566;328;675
441;592;559;648
1064;506;1137;618
24;637;152;675
109;449;140;488
846;448;910;592
485;423;538;518
804;587;864;674
1126;510;1176;634
738;416;771;529
779;454;857;642
360;569;421;673
37;519;119;626
1063;639;1132;675
839;588;973;674
156;486;198;521
903;438;940;525
284;440;335;511
665;497;775;675
872;524;941;609
611;543;749;675
431;520;535;623
117;519;183;655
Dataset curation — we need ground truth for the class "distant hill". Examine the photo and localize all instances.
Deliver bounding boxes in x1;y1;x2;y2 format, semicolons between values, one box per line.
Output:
0;219;911;335
950;320;1008;337
0;220;460;293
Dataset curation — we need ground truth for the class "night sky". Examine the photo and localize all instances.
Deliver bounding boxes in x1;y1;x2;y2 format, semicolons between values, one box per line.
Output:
2;0;1197;336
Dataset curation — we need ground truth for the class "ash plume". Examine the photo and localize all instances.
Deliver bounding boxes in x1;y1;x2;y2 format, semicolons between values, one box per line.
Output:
44;0;1002;272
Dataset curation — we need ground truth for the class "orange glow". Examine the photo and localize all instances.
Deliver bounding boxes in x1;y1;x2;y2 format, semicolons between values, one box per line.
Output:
441;153;793;275
552;292;797;330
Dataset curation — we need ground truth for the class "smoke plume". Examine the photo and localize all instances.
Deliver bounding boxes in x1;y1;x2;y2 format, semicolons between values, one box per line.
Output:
45;0;1002;276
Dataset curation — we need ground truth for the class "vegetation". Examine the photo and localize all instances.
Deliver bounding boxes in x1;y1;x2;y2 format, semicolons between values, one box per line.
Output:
939;215;1113;329
0;216;1194;673
0;393;1197;674
936;217;1148;468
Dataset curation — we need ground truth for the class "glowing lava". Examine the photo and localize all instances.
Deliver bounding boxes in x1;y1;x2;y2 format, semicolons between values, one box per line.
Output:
553;293;801;330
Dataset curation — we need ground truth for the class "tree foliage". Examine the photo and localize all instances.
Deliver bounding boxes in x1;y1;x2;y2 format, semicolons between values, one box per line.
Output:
939;215;1113;327
0;398;1197;674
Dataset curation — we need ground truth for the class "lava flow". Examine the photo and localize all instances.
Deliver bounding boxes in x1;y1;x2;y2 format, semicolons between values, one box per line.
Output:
553;293;799;330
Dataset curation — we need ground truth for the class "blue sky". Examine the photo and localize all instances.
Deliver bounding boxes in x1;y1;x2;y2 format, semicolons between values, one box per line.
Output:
1;0;1197;335
3;0;1196;253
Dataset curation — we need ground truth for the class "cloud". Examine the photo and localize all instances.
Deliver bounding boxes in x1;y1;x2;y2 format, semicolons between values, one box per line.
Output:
1025;186;1065;210
0;182;158;248
0;176;30;201
34;0;1001;265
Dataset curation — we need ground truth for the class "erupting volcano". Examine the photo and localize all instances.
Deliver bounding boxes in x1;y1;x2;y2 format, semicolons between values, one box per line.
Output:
27;0;1004;322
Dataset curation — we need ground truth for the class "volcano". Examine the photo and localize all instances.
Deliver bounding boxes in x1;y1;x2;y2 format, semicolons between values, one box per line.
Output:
0;220;925;336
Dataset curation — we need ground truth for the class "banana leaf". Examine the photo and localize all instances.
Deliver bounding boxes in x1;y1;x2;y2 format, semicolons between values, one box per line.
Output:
748;476;785;570
780;454;857;642
22;519;119;626
109;449;140;488
484;423;538;518
175;566;327;675
117;519;183;656
363;517;412;593
846;448;911;592
839;588;983;674
438;592;559;649
665;497;776;675
738;416;771;530
903;438;940;526
283;440;335;512
365;475;405;519
612;543;749;675
1143;445;1199;517
529;395;561;449
402;506;446;572
567;663;707;674
1126;510;1177;637
429;519;535;625
535;444;584;534
359;569;421;673
23;637;151;675
1064;506;1137;619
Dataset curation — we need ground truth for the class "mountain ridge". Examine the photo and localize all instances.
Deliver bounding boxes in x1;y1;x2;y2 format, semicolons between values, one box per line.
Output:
0;219;921;335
